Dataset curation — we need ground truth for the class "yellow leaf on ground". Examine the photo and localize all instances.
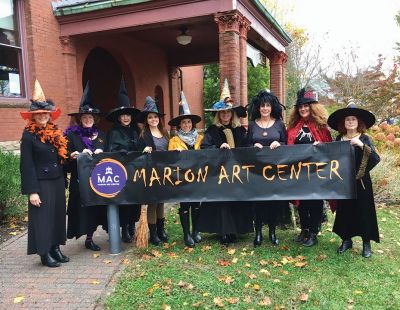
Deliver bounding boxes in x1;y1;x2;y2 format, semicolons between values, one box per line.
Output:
294;261;308;268
218;275;235;284
227;248;236;255
253;284;261;291
316;254;327;261
244;282;251;288
244;295;252;303
214;297;225;308
91;280;100;285
167;252;178;259
103;259;112;264
226;297;239;304
259;260;268;266
13;295;25;304
192;301;203;307
202;292;209;297
218;259;232;267
201;245;212;251
258;297;272;306
151;250;162;257
245;263;251;267
162;304;171;310
232;257;238;264
259;269;271;276
9;232;17;236
354;290;363;295
185;247;194;253
247;273;257;279
299;293;308;302
121;258;130;265
93;253;100;258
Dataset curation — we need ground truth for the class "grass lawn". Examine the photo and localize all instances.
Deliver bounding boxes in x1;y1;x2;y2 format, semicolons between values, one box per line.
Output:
105;205;400;310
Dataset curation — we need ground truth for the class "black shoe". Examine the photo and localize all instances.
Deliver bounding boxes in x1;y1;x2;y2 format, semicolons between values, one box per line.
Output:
220;234;230;245
40;253;61;268
179;210;195;248
269;226;279;245
228;234;237;243
302;233;318;247
192;231;202;243
191;207;202;243
156;218;169;243
362;241;372;258
85;240;101;251
295;229;309;243
149;224;162;246
337;239;353;254
50;245;70;263
253;230;263;247
121;225;133;243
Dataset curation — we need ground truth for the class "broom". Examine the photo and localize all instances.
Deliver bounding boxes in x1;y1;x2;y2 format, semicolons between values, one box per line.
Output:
135;204;149;248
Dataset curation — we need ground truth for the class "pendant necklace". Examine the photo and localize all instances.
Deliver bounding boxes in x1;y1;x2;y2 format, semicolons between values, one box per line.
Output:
261;119;271;137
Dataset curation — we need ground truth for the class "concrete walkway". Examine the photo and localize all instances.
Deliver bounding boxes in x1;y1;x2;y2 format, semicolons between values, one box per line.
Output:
0;228;130;310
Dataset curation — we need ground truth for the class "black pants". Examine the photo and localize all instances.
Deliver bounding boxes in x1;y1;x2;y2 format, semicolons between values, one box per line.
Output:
180;202;200;213
298;200;323;234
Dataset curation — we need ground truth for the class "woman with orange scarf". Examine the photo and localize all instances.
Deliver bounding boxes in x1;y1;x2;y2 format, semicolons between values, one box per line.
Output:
287;86;332;247
20;80;69;267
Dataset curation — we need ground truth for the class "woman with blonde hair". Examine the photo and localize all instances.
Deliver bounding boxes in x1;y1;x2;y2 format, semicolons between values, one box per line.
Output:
287;86;332;247
137;96;169;246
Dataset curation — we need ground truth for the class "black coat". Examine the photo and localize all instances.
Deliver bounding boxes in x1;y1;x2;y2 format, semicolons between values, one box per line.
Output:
20;129;66;255
65;130;107;239
197;124;254;235
333;134;380;242
106;123;141;225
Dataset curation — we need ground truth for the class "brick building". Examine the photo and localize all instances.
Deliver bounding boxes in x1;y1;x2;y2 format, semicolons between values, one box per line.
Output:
0;0;290;146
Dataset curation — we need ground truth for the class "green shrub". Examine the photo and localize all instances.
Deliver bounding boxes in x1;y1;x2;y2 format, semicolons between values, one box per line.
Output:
0;150;26;220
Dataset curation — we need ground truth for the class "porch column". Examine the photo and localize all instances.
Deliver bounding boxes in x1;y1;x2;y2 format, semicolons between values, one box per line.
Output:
268;51;288;105
239;16;251;126
214;11;243;104
60;36;79;115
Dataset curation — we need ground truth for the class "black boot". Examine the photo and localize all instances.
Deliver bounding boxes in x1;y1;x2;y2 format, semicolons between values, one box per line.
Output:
128;223;135;240
220;234;229;245
302;233;318;247
121;224;133;243
191;207;202;243
295;229;309;243
156;218;169;243
149;224;161;246
179;210;195;248
228;234;237;243
40;253;61;268
85;240;101;251
50;245;70;263
268;226;279;245
253;219;263;247
337;239;353;254
362;241;372;258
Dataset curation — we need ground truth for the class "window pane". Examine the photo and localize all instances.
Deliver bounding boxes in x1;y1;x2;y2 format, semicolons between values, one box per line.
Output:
0;45;22;97
0;0;19;47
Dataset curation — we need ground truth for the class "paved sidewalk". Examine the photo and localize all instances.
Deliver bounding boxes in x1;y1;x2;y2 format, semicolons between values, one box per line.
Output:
0;228;130;310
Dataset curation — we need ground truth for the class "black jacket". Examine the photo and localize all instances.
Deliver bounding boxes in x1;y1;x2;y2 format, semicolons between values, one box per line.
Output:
106;123;139;152
137;130;168;151
201;124;247;149
20;129;64;195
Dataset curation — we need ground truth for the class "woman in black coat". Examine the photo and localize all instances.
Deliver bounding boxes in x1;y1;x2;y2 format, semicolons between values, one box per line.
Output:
105;79;141;243
64;82;107;251
328;103;380;258
198;97;254;244
247;90;289;247
20;80;69;267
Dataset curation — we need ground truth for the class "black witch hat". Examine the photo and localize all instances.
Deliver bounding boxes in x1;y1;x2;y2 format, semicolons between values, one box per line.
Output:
106;78;140;122
328;102;376;131
168;91;201;127
68;81;101;116
136;96;165;124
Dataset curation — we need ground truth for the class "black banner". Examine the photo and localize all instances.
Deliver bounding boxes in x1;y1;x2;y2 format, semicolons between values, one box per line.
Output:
78;141;356;206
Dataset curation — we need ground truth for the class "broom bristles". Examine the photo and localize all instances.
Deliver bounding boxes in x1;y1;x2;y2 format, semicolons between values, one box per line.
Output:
135;204;149;248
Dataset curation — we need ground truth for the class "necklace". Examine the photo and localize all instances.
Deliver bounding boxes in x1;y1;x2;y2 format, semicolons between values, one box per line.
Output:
259;118;272;137
343;133;360;140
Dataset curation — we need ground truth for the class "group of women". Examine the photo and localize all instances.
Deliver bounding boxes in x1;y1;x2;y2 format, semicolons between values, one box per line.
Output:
20;79;381;268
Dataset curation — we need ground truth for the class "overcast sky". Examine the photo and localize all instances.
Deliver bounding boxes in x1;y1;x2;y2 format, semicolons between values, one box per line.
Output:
273;0;400;72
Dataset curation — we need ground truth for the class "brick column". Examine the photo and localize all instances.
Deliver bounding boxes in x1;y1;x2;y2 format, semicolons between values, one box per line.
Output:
268;51;288;105
214;11;243;104
60;36;79;116
239;16;251;126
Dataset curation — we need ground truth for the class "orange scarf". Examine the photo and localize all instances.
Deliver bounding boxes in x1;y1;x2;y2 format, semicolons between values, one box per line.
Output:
25;121;68;162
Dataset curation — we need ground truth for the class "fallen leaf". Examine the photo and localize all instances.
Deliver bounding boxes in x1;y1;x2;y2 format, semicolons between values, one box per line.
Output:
142;254;152;260
259;269;271;276
299;293;308;302
294;261;308;268
353;290;363;295
259;260;269;266
192;301;203;307
218;259;232;267
202;292;209;297
201;245;212;251
258;297;272;306
121;258;130;265
244;282;251;288
227;248;236;255
218;275;235;284
103;259;112;264
13;295;25;304
245;263;251;267
163;243;170;249
185;247;194;253
214;297;225;308
280;270;289;275
171;241;177;246
247;273;257;279
273;278;281;283
9;232;17;236
232;257;238;264
91;280;100;285
23;216;28;222
226;297;239;304
244;295;252;303
167;252;178;259
376;249;384;254
316;254;327;261
253;284;261;291
177;280;187;288
161;304;171;310
151;250;162;258
330;238;337;243
93;253;100;258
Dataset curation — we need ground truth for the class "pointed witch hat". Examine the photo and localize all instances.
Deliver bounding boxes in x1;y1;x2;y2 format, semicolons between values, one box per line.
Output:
136;96;165;123
20;79;61;120
106;78;140;122
168;91;201;127
68;81;101;116
204;78;247;118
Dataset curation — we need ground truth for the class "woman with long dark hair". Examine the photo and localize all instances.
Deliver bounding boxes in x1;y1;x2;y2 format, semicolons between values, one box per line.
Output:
328;103;380;258
247;90;288;247
137;96;169;246
287;86;332;247
20;80;69;267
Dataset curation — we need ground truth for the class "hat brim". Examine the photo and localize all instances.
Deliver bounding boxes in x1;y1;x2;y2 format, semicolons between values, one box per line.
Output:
135;111;165;124
67;111;102;117
168;114;201;127
106;107;140;122
20;108;61;121
204;106;247;118
295;99;318;106
328;107;376;131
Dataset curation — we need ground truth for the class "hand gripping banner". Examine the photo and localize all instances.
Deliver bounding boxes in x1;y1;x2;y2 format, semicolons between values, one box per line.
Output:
77;141;356;206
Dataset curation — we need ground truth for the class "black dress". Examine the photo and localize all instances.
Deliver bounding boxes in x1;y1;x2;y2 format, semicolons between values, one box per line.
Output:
65;130;107;239
20;129;67;255
197;124;254;235
247;120;290;227
106;123;141;226
333;134;380;242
